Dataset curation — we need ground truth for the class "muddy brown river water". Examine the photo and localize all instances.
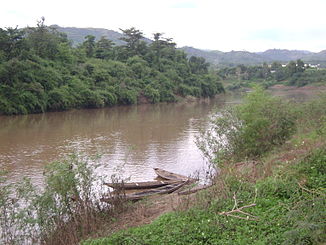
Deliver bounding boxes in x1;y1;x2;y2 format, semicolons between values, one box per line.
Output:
0;88;321;186
0;95;242;186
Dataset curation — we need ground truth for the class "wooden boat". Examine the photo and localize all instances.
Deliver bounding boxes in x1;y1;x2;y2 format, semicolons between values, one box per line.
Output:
101;180;188;203
103;180;179;190
154;168;195;181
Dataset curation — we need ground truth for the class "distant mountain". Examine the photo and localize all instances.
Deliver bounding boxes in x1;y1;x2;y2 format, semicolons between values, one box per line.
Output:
51;25;326;66
304;50;326;63
258;49;313;62
181;47;265;65
180;47;266;65
50;25;151;46
181;47;224;64
180;47;326;66
219;50;265;65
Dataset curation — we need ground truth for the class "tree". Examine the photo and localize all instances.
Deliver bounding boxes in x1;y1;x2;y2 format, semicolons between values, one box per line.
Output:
271;61;282;71
0;27;26;60
95;36;114;59
296;59;305;73
149;33;176;65
25;17;71;60
119;27;146;57
286;61;297;77
83;35;96;58
189;56;209;74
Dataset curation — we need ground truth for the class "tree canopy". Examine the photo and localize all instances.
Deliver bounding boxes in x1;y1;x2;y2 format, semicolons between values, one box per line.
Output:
0;22;224;115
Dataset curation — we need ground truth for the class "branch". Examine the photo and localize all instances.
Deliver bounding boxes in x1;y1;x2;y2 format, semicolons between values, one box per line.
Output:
219;193;259;221
298;182;325;196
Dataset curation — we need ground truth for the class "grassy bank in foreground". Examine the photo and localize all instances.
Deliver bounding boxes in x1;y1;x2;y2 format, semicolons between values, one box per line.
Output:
84;148;325;245
83;89;326;245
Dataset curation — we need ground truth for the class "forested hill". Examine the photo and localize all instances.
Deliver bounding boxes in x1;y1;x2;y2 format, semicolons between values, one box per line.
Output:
0;22;224;115
181;47;326;66
51;25;152;46
50;26;326;66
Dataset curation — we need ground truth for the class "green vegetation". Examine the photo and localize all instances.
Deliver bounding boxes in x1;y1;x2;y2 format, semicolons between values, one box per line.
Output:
83;89;326;245
83;148;326;244
198;87;297;161
0;19;224;115
0;155;116;245
218;60;326;90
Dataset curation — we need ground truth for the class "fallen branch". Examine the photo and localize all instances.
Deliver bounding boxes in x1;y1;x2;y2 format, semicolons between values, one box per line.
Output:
298;182;325;196
218;193;259;221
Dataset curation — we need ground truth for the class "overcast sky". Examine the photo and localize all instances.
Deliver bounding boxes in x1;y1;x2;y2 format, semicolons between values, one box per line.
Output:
1;0;326;52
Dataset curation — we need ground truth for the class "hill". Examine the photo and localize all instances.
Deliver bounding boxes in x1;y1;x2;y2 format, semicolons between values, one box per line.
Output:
51;25;326;66
304;50;326;66
181;47;326;66
50;25;151;46
258;49;312;62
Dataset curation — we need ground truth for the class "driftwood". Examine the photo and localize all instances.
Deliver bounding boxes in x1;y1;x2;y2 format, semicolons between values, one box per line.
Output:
218;193;258;221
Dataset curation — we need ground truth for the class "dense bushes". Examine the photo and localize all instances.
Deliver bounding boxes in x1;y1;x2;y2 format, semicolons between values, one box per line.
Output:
198;87;296;161
0;23;224;115
219;61;326;90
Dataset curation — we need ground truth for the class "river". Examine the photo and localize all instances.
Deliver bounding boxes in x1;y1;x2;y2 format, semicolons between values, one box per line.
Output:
0;94;244;186
1;87;322;187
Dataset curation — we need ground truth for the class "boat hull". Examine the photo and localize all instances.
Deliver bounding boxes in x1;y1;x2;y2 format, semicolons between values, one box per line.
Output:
154;168;194;181
101;181;187;203
104;180;178;190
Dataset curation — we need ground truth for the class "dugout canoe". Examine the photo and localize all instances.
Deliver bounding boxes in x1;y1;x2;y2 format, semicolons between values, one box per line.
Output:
104;180;179;190
101;180;188;203
154;168;195;181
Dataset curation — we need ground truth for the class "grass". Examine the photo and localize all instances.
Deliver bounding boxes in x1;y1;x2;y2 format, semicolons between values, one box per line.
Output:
83;146;326;245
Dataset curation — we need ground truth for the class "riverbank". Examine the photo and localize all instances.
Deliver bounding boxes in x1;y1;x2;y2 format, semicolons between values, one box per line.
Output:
1;88;325;244
82;88;326;245
84;139;325;244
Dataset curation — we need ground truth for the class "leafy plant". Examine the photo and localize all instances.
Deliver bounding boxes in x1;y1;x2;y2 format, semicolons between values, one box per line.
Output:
198;86;296;162
0;155;112;245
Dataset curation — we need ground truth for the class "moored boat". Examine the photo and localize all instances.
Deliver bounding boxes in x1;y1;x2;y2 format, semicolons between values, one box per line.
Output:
104;180;179;190
153;168;195;181
101;180;188;203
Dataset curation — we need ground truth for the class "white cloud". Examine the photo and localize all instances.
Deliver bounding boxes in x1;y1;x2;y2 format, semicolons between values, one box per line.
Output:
0;0;325;52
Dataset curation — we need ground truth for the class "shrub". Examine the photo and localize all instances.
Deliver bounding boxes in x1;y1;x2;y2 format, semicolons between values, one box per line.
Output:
297;93;326;136
0;155;112;245
198;86;296;162
143;84;160;103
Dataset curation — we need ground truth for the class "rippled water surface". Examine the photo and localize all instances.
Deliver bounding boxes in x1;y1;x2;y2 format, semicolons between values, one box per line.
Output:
1;95;243;186
2;88;320;186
